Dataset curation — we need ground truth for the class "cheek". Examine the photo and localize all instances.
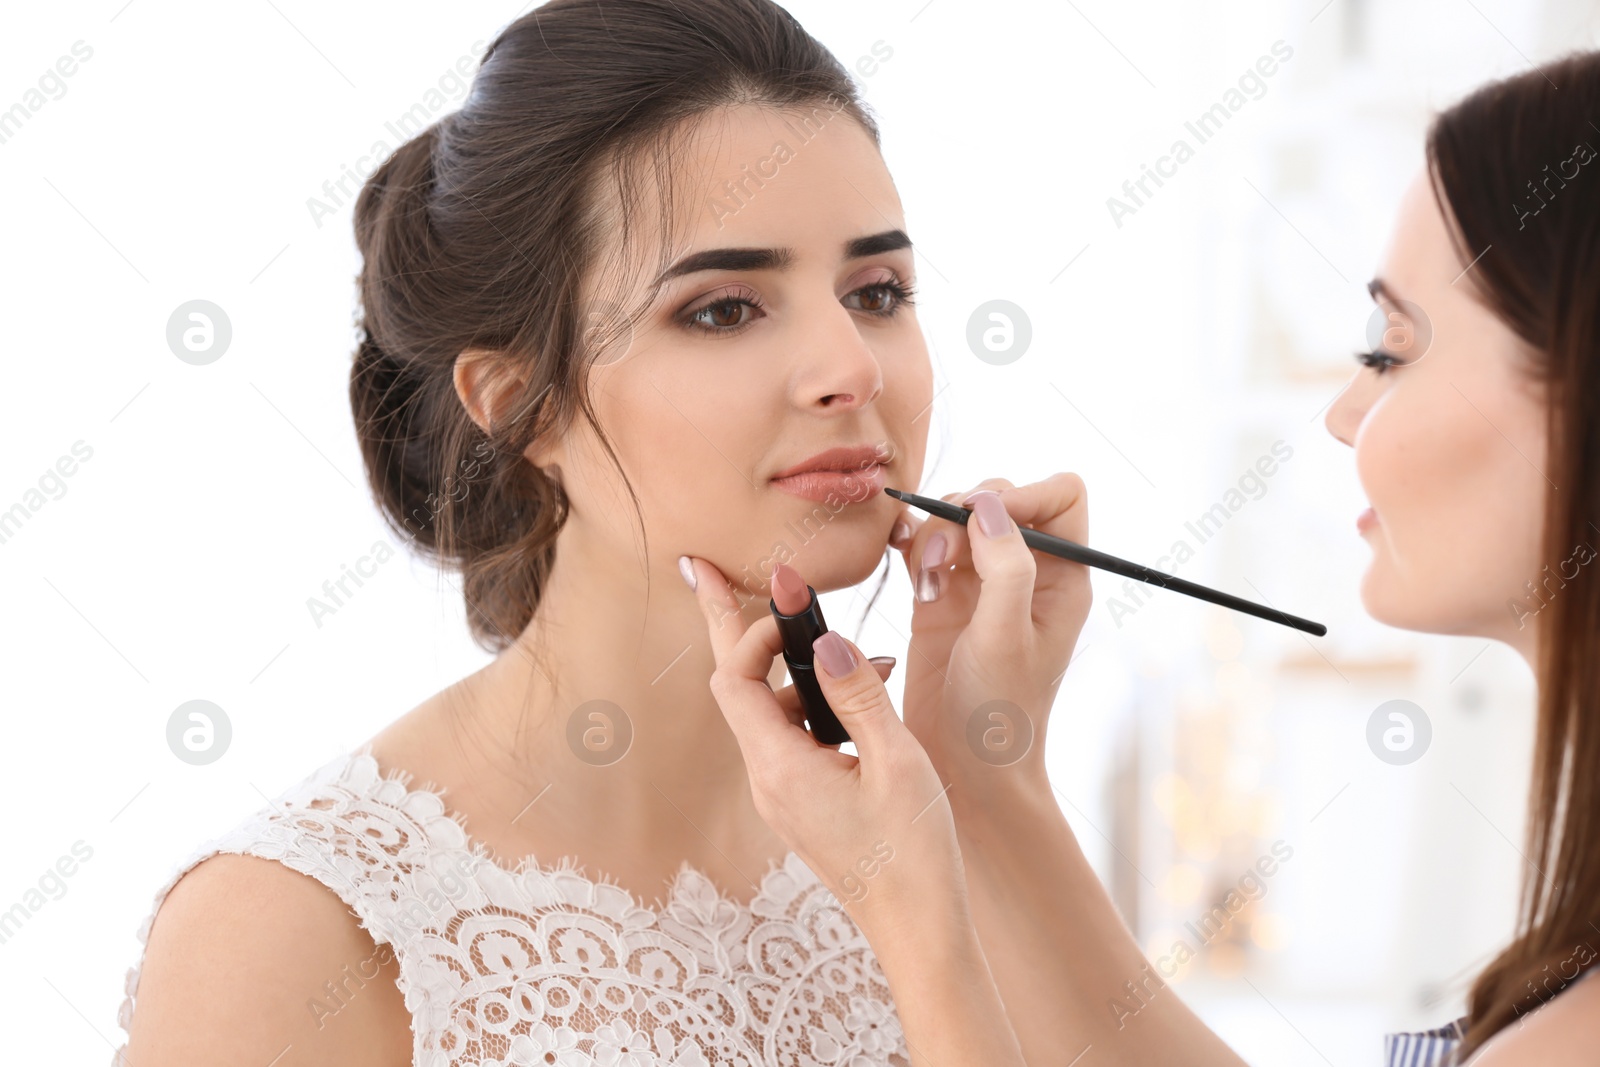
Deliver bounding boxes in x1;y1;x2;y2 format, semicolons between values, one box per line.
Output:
1354;377;1545;622
605;364;773;499
1357;379;1498;527
884;341;934;458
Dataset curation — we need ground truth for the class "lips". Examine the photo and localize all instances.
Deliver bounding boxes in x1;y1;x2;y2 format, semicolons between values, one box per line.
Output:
770;444;890;481
770;444;890;504
772;466;887;502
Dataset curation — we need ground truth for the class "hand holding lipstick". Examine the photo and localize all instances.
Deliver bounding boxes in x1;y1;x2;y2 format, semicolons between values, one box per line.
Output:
678;556;964;928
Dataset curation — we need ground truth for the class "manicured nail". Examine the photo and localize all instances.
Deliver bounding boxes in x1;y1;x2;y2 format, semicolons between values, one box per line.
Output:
967;490;1010;538
890;519;911;547
814;631;857;677
677;555;697;590
868;655;896;671
922;532;947;569
916;568;941;603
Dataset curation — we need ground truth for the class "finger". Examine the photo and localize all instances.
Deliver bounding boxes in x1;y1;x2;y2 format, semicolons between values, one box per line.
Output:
681;555;752;666
889;512;917;553
934;475;1089;600
906;475;1073;591
960;488;1038;644
902;479;1013;603
988;472;1088;545
775;656;895;729
682;559;802;759
809;631;906;773
887;510;925;587
987;474;1093;639
708;612;812;763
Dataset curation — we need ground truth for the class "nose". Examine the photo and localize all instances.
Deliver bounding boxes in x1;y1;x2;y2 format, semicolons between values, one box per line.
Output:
1324;370;1365;447
793;300;884;412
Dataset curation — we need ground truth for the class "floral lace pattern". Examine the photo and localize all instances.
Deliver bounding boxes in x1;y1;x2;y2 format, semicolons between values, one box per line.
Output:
112;746;909;1067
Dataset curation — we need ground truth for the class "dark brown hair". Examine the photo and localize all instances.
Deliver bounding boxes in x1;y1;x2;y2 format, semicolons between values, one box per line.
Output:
349;0;883;655
1425;49;1600;1059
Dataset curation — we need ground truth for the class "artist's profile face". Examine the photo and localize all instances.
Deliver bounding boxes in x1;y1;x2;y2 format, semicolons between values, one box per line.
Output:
544;102;932;613
1324;169;1551;649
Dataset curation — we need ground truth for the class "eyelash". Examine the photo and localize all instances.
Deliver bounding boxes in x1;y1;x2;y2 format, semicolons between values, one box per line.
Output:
681;278;918;336
1355;349;1404;375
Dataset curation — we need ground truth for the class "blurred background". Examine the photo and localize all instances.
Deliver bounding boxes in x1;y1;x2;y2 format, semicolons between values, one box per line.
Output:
3;0;1595;1062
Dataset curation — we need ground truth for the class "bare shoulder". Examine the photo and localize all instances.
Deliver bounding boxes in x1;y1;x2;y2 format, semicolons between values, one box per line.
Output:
121;852;411;1067
1468;971;1600;1065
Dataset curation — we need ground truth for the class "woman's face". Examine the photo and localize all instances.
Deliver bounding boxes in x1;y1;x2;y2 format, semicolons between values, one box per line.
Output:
1325;169;1548;653
542;103;931;611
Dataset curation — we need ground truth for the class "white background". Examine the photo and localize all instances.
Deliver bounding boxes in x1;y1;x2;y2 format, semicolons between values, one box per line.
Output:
2;0;1595;1063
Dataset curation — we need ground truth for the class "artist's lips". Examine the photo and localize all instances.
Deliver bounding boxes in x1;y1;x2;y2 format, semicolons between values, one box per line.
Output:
770;444;889;503
1357;506;1378;533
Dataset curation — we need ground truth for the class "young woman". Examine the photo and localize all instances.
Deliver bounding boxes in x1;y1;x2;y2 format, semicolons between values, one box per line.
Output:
115;1;1015;1064
696;45;1600;1067
107;0;1598;1062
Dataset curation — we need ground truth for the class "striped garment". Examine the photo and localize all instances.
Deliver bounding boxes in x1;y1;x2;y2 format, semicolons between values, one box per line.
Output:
1381;964;1600;1064
1381;1017;1466;1066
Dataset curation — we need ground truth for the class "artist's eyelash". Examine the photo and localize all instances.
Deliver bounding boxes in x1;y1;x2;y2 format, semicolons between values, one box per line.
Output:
681;278;918;336
1355;349;1404;375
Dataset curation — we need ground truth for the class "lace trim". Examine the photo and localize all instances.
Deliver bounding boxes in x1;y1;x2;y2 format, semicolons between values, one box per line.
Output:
342;743;808;916
112;746;910;1067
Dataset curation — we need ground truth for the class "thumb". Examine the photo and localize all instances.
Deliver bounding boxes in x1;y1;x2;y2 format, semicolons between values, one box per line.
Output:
811;631;903;760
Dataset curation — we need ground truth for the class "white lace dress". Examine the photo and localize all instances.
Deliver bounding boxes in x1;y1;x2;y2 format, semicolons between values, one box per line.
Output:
111;745;910;1067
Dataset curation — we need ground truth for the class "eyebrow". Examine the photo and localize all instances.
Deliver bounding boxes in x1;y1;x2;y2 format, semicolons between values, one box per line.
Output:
651;229;913;288
1367;277;1401;305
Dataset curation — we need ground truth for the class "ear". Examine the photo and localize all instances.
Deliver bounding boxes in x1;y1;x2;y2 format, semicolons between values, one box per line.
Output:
453;349;564;472
453;348;524;434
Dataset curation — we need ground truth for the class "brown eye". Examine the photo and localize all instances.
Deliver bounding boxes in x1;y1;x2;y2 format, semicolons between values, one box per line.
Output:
701;300;748;328
844;279;916;316
682;286;765;335
855;287;891;312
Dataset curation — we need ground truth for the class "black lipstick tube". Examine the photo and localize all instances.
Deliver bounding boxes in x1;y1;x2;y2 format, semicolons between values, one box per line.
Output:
769;584;850;744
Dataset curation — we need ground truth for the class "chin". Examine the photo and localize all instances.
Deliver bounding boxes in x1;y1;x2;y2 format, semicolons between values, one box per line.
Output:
777;537;891;592
1359;564;1493;638
1358;558;1428;632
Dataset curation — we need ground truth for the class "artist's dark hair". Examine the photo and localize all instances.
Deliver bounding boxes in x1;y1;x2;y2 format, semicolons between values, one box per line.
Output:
1423;48;1600;1060
348;0;882;655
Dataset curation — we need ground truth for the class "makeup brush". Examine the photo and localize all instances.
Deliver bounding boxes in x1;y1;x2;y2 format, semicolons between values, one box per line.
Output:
885;486;1327;637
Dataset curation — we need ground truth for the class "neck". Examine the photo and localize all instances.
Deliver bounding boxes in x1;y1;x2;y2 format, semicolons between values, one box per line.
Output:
458;520;781;847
